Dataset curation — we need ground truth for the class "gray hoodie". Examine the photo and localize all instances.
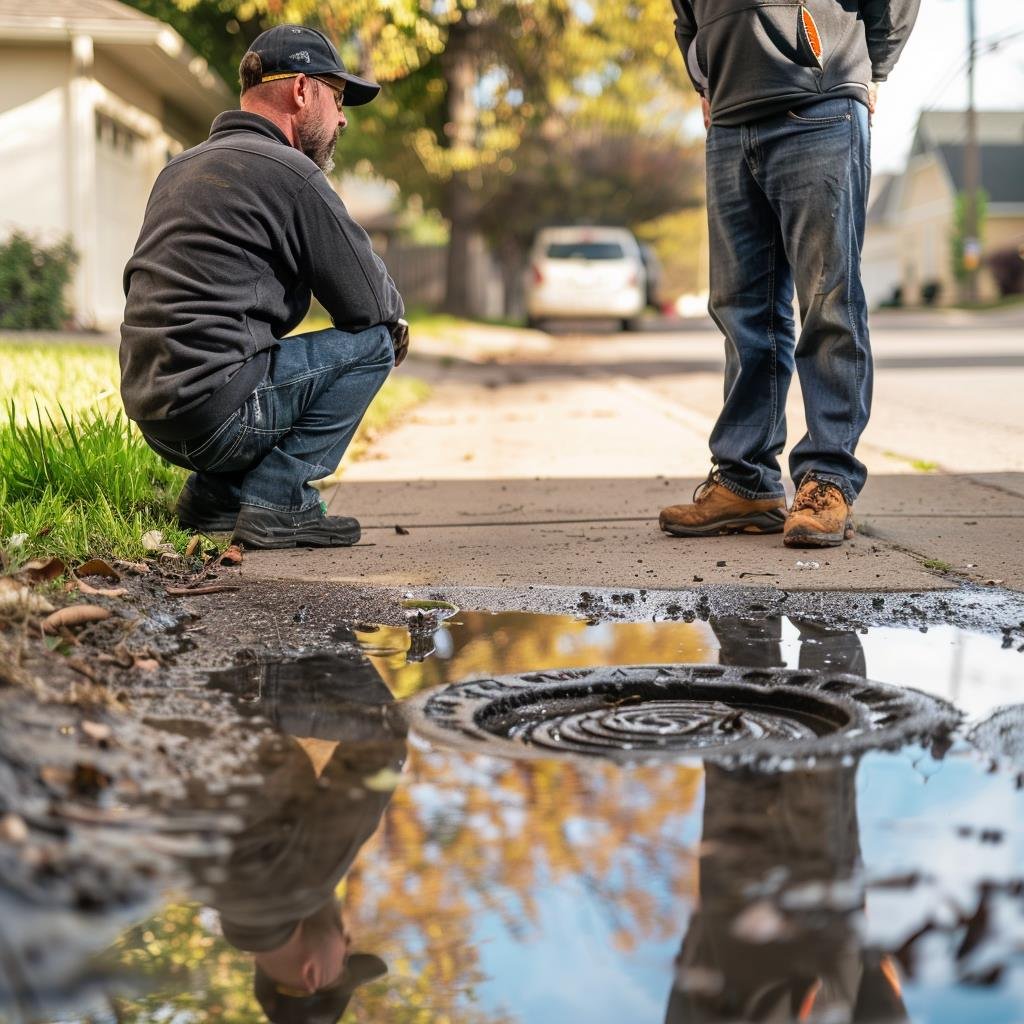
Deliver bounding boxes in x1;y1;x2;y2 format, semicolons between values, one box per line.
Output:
670;0;920;126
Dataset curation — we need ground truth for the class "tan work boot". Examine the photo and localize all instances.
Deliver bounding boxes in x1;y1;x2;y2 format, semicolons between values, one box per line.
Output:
783;479;854;548
660;475;787;537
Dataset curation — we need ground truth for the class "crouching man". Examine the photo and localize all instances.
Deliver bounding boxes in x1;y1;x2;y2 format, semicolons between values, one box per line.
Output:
120;25;408;549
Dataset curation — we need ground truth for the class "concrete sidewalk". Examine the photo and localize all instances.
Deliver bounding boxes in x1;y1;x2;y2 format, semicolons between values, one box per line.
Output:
242;319;1024;593
240;473;1023;592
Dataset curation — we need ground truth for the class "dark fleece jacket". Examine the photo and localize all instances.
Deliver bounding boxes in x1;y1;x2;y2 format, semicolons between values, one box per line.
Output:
120;111;404;441
670;0;920;126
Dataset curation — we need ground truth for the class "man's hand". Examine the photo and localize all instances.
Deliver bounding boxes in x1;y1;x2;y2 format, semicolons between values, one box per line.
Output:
701;95;711;131
390;318;409;367
867;82;879;124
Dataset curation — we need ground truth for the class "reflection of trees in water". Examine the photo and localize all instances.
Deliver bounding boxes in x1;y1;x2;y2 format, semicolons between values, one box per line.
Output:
349;755;702;960
115;903;256;1022
363;611;717;697
111;755;703;1022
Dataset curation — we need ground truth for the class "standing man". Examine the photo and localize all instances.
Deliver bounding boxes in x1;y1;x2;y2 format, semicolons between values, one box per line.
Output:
120;25;408;549
660;1;919;547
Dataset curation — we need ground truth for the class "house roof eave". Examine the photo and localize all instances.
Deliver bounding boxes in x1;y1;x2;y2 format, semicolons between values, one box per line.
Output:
0;17;233;123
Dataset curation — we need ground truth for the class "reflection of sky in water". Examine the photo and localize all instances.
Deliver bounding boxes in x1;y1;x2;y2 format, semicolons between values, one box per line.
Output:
400;749;1024;1024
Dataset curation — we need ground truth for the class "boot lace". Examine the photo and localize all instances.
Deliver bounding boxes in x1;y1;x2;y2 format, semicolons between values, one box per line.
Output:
793;479;841;513
692;470;718;503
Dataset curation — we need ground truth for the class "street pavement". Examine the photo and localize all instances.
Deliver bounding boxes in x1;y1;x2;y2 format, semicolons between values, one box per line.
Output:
244;308;1024;593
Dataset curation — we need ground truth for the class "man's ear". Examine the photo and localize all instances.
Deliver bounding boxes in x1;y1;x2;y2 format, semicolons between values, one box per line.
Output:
292;74;314;110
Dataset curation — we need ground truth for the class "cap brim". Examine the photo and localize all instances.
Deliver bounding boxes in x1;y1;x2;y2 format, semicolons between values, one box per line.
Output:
341;953;388;987
323;72;380;107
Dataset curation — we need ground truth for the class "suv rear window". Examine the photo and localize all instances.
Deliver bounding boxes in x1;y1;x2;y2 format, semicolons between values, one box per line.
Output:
545;242;625;260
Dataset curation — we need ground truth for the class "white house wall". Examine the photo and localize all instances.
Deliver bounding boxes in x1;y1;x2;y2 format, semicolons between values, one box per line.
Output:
91;57;176;328
0;46;71;242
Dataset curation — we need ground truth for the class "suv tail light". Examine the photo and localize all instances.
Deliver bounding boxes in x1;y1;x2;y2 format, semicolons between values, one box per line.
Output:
532;265;544;285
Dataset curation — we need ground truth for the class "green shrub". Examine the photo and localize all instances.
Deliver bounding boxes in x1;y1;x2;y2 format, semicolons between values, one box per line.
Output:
0;231;77;330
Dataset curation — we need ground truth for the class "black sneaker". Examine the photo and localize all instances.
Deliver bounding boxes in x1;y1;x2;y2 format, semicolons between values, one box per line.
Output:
175;486;240;533
232;502;361;549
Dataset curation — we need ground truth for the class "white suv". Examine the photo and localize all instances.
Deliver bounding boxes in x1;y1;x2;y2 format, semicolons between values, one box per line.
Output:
526;226;646;331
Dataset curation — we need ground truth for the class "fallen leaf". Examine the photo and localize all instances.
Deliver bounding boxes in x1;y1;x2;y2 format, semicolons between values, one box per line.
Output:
0;813;28;845
133;657;160;672
115;561;150;575
141;530;164;552
184;536;202;558
42;604;112;633
76;558;120;581
165;584;240;596
21;557;66;583
66;657;100;680
395;525;410;535
97;644;134;669
75;578;127;598
81;720;112;742
218;544;243;566
70;762;111;798
0;577;55;613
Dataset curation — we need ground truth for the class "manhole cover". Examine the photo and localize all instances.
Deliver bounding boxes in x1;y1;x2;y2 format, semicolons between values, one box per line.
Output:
407;665;960;765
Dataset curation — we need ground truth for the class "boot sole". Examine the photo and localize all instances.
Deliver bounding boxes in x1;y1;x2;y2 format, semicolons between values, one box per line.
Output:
660;510;786;537
232;523;361;549
783;520;854;548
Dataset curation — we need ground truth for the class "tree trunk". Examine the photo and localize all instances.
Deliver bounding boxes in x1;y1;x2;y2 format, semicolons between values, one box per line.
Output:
498;238;526;320
442;20;478;317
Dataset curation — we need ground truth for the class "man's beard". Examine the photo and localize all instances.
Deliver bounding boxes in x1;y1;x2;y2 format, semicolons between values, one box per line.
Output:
298;118;341;174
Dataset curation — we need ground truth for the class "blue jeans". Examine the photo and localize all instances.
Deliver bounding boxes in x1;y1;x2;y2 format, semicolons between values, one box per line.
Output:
705;96;872;504
145;325;394;512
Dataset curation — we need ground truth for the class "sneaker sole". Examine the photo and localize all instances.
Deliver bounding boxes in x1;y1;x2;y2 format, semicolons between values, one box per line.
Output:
178;517;238;534
660;509;786;537
232;524;361;549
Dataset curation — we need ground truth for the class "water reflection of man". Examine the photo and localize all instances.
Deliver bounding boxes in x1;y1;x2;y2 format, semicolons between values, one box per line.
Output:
203;646;407;1023
664;619;907;1023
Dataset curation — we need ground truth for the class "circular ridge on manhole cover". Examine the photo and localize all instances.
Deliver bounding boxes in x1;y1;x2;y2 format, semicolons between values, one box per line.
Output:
406;665;960;766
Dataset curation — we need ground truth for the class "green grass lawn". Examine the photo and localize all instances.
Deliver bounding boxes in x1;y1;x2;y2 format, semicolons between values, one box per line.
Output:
0;339;427;562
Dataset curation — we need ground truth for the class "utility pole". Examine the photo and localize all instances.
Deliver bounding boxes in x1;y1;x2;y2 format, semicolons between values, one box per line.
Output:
962;0;981;302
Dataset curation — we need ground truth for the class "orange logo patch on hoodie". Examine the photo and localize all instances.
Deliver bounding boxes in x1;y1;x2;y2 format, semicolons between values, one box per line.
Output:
801;6;823;61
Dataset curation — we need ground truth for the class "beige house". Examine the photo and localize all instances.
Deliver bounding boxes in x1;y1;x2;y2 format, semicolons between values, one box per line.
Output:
0;0;233;329
864;110;1024;307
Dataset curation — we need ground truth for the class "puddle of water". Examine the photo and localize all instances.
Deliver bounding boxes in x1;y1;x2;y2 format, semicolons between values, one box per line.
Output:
359;612;1024;724
4;610;1024;1024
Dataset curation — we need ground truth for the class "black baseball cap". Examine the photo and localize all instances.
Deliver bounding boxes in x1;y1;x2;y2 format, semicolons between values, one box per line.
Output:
254;953;387;1024
246;25;380;106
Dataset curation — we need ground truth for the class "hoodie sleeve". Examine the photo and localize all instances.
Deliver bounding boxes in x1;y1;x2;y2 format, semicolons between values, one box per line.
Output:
860;0;921;81
670;0;706;95
292;171;404;330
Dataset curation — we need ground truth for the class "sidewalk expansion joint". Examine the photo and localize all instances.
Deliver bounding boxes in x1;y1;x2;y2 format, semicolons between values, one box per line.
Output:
361;512;1023;530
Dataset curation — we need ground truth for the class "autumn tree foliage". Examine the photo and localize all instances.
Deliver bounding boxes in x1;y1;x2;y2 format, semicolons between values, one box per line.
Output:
125;0;701;314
